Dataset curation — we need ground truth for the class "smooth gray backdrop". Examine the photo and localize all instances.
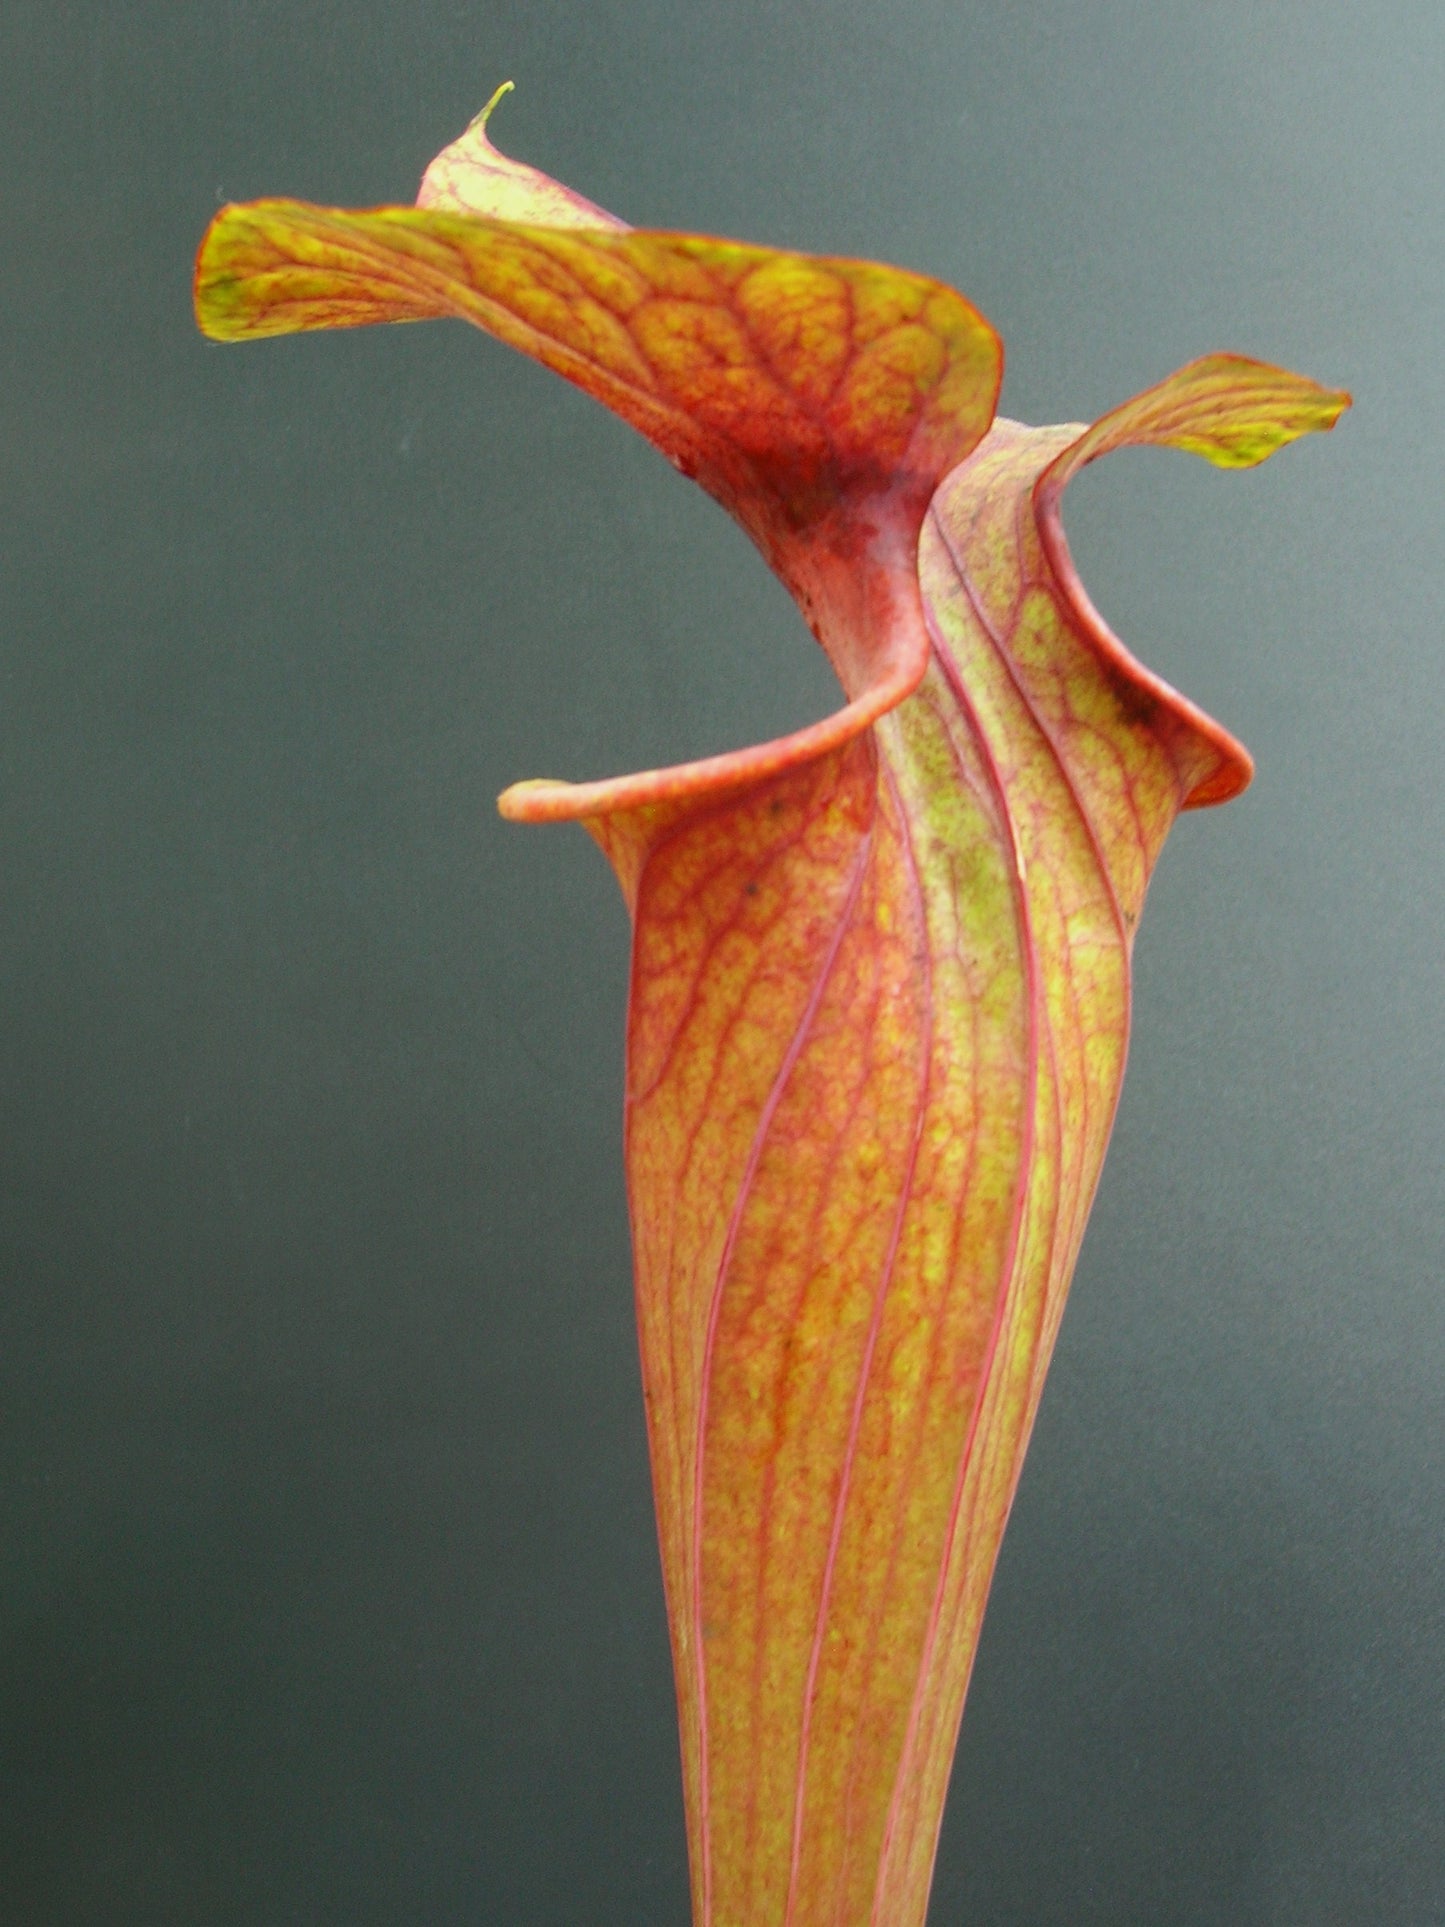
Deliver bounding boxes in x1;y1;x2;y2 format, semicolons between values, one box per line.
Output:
2;2;1439;1921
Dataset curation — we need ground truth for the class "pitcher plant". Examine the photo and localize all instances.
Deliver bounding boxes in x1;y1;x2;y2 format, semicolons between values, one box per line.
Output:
194;87;1347;1926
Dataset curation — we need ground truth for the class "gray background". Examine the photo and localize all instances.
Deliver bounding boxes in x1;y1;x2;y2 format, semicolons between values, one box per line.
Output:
1;2;1439;1921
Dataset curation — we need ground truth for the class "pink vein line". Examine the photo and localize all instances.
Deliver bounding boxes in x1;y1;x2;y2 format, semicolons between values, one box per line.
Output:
931;499;1126;1307
872;604;1042;1922
690;803;876;1927
782;761;934;1927
943;492;1138;1386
